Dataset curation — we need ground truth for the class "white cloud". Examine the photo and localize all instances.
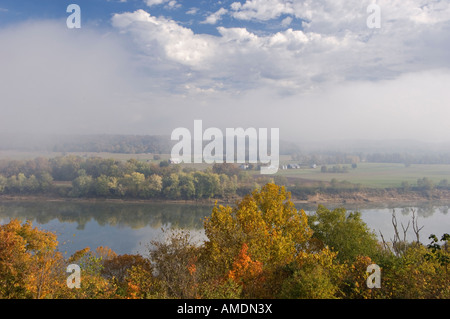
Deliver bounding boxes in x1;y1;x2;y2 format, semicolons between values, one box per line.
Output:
201;8;228;25
144;0;180;8
228;0;450;34
186;7;199;15
230;0;294;21
111;4;450;96
112;10;216;68
145;0;167;6
167;1;181;9
291;0;450;35
104;3;450;142
112;10;351;90
281;16;292;27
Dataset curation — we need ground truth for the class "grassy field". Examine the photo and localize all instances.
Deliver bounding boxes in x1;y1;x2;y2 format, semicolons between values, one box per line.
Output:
277;162;450;188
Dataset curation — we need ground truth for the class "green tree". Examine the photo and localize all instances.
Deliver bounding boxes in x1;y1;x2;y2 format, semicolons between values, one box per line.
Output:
71;174;94;197
95;175;112;197
25;175;40;193
66;247;116;299
178;172;196;200
194;171;220;199
417;177;434;190
212;163;240;177
121;172;146;197
147;174;163;198
50;155;82;181
162;173;180;199
308;205;380;263
0;175;6;193
37;172;53;192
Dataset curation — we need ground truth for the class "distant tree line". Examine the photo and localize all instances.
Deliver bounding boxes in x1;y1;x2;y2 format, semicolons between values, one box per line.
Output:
292;151;450;166
51;135;173;154
0;157;275;200
365;152;450;165
320;165;352;173
400;177;450;193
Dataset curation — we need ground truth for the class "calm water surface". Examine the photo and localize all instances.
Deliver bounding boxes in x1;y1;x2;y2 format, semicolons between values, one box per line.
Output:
0;200;449;257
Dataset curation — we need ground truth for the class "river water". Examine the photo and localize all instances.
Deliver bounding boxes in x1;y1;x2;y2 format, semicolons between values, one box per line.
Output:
0;200;448;257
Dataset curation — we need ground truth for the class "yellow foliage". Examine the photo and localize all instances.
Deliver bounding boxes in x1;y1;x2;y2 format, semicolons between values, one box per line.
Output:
204;183;313;277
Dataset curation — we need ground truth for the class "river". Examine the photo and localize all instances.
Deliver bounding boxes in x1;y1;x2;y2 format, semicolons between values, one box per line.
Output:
0;200;449;257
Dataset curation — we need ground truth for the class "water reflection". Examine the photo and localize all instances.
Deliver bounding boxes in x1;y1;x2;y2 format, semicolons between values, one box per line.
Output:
296;200;450;218
0;200;213;230
300;201;450;246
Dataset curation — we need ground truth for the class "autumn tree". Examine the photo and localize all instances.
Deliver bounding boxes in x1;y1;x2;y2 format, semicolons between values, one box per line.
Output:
380;234;450;299
65;246;117;299
102;253;153;298
280;247;341;299
0;219;65;299
227;243;264;298
202;183;313;296
148;229;202;298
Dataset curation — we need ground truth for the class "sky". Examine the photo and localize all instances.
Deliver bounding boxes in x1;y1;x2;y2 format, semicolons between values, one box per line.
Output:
1;0;450;145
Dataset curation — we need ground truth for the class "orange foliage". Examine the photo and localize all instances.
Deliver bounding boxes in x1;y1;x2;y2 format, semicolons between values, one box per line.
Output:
228;243;263;285
0;219;64;299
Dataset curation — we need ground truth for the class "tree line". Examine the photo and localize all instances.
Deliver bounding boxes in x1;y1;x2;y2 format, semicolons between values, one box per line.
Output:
0;156;271;200
0;184;448;299
293;151;450;166
1;156;449;201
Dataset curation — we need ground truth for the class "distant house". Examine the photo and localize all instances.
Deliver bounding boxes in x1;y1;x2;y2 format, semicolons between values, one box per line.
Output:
310;164;317;169
169;158;181;164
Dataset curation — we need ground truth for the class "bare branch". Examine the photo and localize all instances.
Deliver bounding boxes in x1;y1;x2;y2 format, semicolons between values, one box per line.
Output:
401;220;410;242
411;209;424;243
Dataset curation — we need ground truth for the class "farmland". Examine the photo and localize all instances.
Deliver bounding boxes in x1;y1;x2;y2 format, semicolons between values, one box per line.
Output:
277;162;450;189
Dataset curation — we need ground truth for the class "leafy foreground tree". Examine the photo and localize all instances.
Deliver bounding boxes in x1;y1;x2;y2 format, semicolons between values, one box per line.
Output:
0;220;65;298
308;205;380;264
198;183;342;298
144;184;343;299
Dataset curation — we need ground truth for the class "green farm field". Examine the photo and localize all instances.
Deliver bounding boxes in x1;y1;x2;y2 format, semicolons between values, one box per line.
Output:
276;162;450;188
